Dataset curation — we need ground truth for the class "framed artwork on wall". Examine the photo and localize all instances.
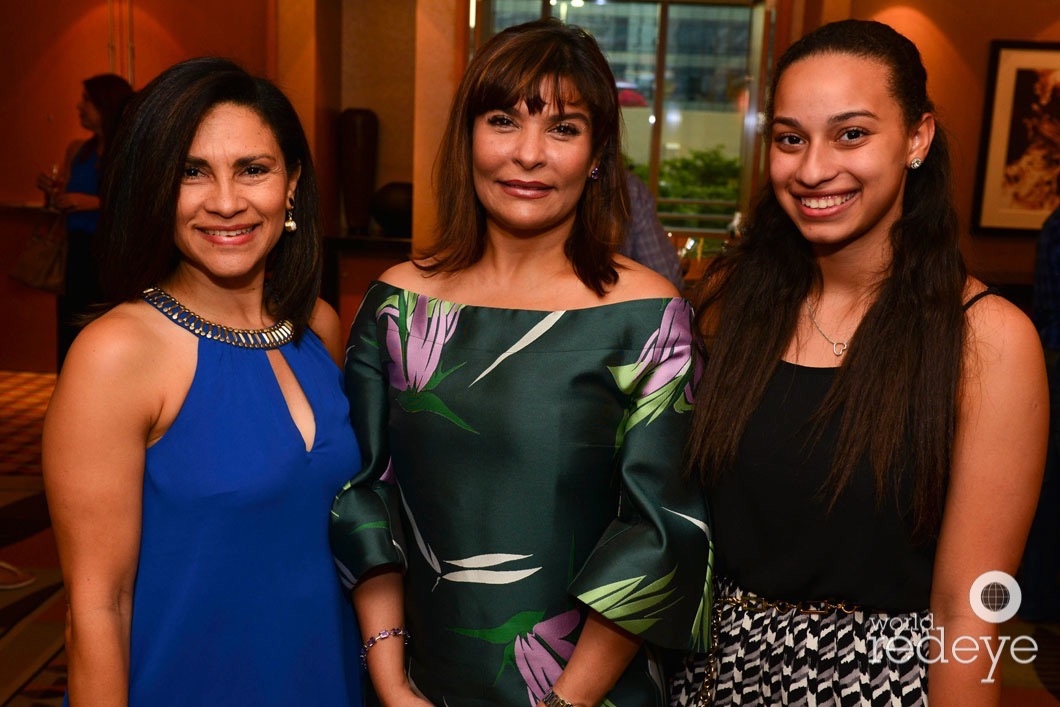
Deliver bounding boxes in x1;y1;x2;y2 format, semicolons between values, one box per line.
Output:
972;40;1060;235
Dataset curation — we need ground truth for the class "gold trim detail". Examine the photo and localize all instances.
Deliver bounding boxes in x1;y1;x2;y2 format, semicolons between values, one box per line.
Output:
142;287;294;350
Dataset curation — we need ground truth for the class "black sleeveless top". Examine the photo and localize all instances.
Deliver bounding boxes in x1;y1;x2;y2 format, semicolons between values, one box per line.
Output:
708;289;998;612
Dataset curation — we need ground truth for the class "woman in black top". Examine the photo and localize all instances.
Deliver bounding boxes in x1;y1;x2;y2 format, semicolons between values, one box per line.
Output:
672;19;1047;707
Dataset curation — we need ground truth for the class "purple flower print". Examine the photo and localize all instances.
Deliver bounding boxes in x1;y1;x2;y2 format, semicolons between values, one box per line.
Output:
376;293;475;432
380;293;461;392
632;299;695;398
380;458;395;484
608;299;696;445
514;609;581;706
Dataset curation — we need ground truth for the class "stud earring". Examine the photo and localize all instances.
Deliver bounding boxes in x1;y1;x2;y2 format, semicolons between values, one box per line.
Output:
909;158;923;170
284;209;297;233
589;166;601;181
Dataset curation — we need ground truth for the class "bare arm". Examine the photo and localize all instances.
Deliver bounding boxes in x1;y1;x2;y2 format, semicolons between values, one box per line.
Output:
352;568;432;706
354;574;642;706
42;313;165;706
539;611;643;707
927;294;1048;705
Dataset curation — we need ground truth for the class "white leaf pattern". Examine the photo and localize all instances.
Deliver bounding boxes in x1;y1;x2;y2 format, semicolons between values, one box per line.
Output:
442;568;543;584
664;507;711;538
402;488;543;586
444;553;533;568
469;311;565;386
400;485;441;573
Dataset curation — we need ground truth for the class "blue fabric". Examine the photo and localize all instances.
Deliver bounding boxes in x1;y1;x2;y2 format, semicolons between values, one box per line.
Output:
124;330;362;705
64;145;100;233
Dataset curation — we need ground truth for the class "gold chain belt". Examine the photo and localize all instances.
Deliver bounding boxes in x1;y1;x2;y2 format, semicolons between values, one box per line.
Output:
717;589;861;616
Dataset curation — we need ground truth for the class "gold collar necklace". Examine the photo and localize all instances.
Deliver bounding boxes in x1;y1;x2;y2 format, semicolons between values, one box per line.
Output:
142;287;294;349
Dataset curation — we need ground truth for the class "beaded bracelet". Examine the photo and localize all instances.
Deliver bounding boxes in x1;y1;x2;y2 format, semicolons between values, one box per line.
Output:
360;627;411;669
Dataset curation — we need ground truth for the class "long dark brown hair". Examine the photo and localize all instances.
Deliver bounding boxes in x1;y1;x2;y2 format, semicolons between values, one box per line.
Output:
421;18;628;296
688;20;966;536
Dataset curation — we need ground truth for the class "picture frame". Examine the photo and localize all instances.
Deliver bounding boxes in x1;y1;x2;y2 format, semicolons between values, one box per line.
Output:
972;40;1060;235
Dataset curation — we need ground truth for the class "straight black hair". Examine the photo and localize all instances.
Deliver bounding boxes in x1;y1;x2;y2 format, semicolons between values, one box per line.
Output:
98;57;322;338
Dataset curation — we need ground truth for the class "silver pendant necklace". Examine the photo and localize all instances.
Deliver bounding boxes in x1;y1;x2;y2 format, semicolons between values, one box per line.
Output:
806;301;848;356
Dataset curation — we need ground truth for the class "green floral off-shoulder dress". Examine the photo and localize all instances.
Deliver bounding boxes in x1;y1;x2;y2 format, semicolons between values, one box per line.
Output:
330;281;713;706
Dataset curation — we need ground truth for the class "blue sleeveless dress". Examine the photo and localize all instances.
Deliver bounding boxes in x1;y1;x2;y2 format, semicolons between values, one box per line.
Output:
64;145;100;234
117;293;362;705
57;145;102;368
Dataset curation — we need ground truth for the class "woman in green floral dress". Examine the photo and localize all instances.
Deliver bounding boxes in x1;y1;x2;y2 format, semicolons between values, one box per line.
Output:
330;19;712;707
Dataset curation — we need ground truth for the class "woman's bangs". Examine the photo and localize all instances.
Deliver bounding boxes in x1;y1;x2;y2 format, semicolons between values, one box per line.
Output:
471;49;584;117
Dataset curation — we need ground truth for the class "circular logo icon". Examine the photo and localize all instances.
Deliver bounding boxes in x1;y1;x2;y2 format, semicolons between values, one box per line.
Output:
969;571;1021;623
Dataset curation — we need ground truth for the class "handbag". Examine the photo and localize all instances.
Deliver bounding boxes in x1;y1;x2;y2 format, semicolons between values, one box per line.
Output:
10;214;67;294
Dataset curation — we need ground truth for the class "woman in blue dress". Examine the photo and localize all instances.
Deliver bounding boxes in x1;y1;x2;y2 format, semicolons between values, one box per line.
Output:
42;58;362;705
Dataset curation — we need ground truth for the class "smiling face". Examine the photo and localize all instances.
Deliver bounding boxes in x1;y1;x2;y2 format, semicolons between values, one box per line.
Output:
769;52;933;253
173;102;300;287
471;82;596;243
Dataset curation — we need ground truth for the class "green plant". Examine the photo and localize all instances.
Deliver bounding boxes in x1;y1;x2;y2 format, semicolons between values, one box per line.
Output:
628;147;740;229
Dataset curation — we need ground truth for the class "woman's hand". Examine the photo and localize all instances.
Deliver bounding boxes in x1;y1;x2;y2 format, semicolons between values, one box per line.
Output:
539;611;642;707
36;170;61;194
353;569;435;706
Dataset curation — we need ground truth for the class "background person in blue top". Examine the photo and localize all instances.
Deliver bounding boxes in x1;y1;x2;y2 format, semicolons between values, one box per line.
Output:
37;74;133;369
42;58;361;705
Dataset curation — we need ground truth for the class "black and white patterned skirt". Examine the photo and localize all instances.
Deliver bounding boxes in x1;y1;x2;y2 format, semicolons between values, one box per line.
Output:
670;578;929;706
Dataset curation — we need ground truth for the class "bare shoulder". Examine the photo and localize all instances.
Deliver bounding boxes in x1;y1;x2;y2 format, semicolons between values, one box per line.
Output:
63;302;174;380
377;260;430;291
308;298;344;364
960;282;1046;427
51;301;196;441
962;282;1040;366
376;259;456;298
309;298;341;339
606;254;682;303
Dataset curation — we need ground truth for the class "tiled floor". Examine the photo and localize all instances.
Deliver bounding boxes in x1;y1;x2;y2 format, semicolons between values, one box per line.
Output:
0;371;54;477
0;371;63;704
